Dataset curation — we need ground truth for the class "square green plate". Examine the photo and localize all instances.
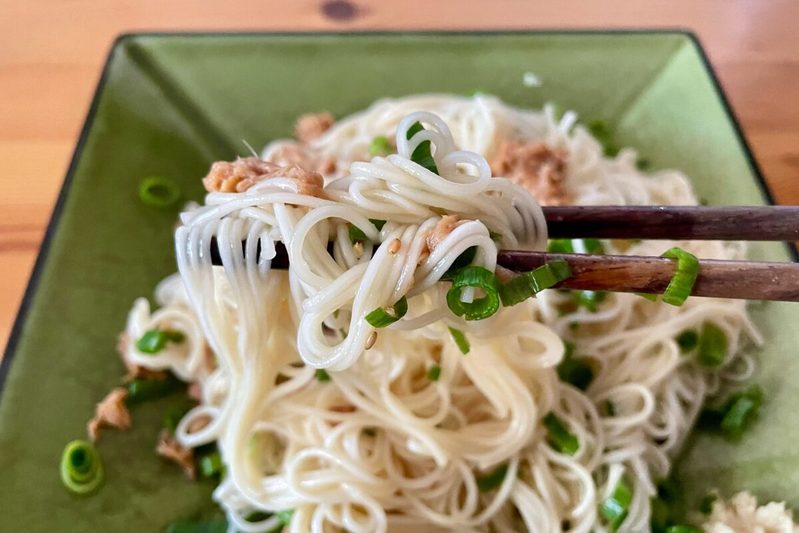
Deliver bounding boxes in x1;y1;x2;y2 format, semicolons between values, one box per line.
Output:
1;31;797;531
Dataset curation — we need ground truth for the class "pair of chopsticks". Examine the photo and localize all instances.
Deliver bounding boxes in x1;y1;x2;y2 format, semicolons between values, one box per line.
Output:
208;206;799;302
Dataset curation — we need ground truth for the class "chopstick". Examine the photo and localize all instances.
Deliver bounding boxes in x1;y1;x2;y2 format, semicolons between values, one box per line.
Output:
498;251;799;302
207;240;799;302
543;205;799;240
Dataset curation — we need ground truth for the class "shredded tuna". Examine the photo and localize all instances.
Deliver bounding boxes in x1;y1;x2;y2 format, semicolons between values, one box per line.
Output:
202;156;325;197
270;142;338;176
156;429;196;480
295;112;334;143
426;215;465;252
490;140;570;206
117;331;167;381
202;157;280;193
703;491;798;533
87;387;131;442
188;415;211;433
187;382;202;401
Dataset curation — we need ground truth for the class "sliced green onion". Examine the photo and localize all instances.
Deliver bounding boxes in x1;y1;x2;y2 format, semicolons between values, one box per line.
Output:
198;450;223;478
676;329;699;353
556;345;594;391
547;239;574;253
650;496;670;532
637;158;651;171
476;463;508;492
139;176;181;209
60;440;104;495
365;296;408;328
488;230;503;241
666;527;701;533
576;290;606;312
136;328;185;354
660;247;700;306
499;260;572;307
543;413;579;455
164;401;194;434
446;266;501;321
697;323;727;367
315;369;331;382
349;224;367;243
637;292;659;302
448;327;470;354
427;364;442;382
547;238;604;255
720;385;763;439
126;374;183;404
587;119;620;157
275;509;294;526
600;477;633;531
368;135;391;157
699;493;717;514
406;121;438;173
441;246;477;280
349;219;386;244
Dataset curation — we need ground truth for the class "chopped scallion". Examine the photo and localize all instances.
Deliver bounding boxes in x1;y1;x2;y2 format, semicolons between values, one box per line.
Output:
406;121;438;173
60;440;104;495
448;327;470;354
198;450;223;478
600;477;633;531
543;413;579;455
556;345;594;391
697;323;727;367
349;219;386;244
164;401;194;434
720;385;763;439
660;247;700;306
349;224;367;244
576;290;606;312
126;374;183;404
138;176;181;209
136;328;185;354
446;266;501;320
476;463;508;492
275;509;294;526
427;364;442;382
666;527;701;533
676;329;699;353
699;493;717;514
499;260;572;307
441;246;477;280
365;296;408;327
315;369;331;383
368;135;391;157
587;120;620;157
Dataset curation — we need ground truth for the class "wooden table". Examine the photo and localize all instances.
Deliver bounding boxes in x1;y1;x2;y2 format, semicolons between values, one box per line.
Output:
1;0;798;351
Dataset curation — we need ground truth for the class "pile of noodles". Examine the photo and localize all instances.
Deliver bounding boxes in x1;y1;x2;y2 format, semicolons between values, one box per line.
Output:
121;95;758;532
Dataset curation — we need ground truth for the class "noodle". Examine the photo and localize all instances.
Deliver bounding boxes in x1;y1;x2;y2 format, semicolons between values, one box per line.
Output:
120;95;758;532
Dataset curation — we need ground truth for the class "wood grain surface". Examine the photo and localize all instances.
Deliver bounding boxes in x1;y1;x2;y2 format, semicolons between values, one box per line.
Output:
1;0;798;351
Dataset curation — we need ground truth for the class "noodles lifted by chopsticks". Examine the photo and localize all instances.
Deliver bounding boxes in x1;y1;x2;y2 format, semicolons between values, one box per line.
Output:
118;95;760;532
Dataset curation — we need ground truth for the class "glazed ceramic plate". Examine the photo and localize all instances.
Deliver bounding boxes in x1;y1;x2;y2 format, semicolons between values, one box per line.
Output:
1;32;797;531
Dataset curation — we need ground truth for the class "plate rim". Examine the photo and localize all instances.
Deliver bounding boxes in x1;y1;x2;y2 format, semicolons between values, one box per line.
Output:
2;29;791;403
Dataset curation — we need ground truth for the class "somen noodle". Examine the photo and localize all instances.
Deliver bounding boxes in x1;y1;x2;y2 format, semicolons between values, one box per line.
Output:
117;95;765;532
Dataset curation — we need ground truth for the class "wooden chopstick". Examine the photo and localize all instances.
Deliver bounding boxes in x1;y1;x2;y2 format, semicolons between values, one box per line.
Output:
207;240;799;302
498;251;799;302
543;205;799;241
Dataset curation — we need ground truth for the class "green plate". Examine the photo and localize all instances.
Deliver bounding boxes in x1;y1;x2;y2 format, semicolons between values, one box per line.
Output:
1;32;796;531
